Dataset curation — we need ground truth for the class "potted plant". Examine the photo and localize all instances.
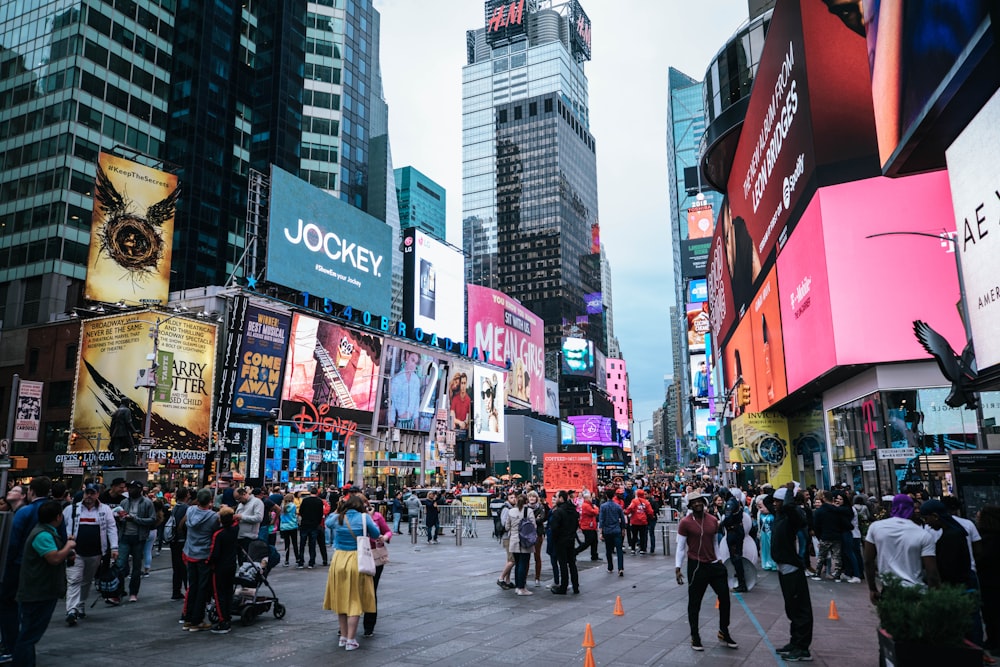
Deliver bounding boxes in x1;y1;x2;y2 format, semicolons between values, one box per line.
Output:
875;574;983;666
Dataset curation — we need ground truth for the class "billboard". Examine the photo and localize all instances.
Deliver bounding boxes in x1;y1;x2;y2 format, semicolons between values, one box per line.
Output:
560;420;575;445
561;337;595;378
266;165;392;315
232;306;290;417
690;353;709;406
567;415;615;445
377;343;447;432
467;285;545;412
687;279;707;303
281;314;382;424
946;87;1000;370
731;412;795;486
14;380;43;442
402;228;465;343
446;359;475;439
72;312;216;451
545;379;560;418
485;0;527;46
584;292;603;315
543;453;597;498
569;0;592;61
687;204;715;239
680;238;710;278
721;315;757;418
748;266;787;410
686;302;709;353
472;365;505;442
864;1;993;174
85;153;178;304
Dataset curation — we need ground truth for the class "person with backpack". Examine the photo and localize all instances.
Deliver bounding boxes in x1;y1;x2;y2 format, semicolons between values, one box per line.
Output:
62;483;117;626
503;494;536;596
598;489;627;577
167;487;190;600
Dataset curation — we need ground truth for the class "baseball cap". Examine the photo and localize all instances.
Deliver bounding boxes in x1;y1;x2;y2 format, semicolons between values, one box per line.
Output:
84;483;99;493
773;487;790;502
128;479;144;488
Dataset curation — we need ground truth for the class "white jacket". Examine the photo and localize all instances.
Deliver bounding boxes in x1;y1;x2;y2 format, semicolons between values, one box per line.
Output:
63;501;119;554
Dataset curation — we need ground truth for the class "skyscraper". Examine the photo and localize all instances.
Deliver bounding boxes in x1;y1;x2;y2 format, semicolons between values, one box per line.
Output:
395;166;446;240
462;0;606;415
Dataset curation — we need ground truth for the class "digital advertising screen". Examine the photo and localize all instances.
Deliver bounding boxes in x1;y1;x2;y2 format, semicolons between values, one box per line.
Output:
687;204;715;240
680;238;710;279
446;359;475;440
560;420;576;445
472;365;506;442
721;315;758;418
687;279;707;303
85;153;178;305
748;266;787;410
567;415;615;445
467;285;545;412
281;314;382;425
545;379;560;418
686;302;709;353
266;165;392;315
584;292;603;315
232;305;290;417
690;353;709;406
561;337;596;378
377;343;447;432
73;312;216;451
402;228;465;343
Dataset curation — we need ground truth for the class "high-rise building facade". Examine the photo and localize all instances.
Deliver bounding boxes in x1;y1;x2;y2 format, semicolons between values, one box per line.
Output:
394;166;446;240
462;0;606;416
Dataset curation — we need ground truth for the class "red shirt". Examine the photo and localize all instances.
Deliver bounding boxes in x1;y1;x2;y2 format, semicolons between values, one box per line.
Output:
579;501;599;531
677;512;720;564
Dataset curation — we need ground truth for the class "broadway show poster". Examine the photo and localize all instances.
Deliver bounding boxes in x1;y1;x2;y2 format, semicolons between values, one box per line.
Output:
14;380;43;442
233;306;291;417
72;312;216;451
376;343;448;432
446;359;475;439
472;364;505;443
85;153;179;304
281;314;382;426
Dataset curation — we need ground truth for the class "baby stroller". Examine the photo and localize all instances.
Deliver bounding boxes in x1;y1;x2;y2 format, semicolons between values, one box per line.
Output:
208;540;286;626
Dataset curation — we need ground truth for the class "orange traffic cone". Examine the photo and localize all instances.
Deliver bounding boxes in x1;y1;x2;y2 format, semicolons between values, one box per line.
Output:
583;646;597;667
613;595;625;616
828;600;840;620
582;623;595;648
715;597;720;609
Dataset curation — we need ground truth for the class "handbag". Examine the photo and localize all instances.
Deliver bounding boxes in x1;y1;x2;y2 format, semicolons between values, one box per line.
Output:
372;540;389;566
353;515;377;576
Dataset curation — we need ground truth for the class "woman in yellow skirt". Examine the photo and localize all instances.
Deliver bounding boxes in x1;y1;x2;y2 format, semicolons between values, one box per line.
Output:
323;493;379;650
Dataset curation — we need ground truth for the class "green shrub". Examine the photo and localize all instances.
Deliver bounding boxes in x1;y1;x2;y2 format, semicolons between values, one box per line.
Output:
876;574;977;646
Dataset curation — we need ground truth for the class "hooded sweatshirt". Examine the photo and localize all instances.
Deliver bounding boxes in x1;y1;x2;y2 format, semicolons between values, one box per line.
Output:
183;505;220;560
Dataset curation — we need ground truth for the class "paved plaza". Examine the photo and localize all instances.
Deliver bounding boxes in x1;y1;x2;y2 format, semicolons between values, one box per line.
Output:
35;519;880;666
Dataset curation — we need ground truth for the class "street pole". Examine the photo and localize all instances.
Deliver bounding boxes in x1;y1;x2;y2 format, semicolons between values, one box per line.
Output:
527;435;534;483
1;374;20;498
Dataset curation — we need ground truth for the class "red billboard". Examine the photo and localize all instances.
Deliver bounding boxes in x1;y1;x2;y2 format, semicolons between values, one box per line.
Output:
748;266;787;410
721;315;757;418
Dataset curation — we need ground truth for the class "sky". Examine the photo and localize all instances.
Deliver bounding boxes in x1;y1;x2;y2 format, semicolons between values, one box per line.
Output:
373;0;751;430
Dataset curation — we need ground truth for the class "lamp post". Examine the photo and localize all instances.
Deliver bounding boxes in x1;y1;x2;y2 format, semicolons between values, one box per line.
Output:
526;435;535;483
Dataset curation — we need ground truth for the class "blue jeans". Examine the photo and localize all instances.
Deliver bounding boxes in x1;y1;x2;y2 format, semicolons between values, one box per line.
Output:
604;532;624;571
427;522;439;542
513;552;531;590
12;598;57;667
298;527;327;566
647;520;658;553
392;512;402;535
118;534;147;596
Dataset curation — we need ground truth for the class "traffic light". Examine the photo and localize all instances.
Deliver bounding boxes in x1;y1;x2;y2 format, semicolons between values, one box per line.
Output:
738;384;752;408
273;423;280;438
69;431;78;448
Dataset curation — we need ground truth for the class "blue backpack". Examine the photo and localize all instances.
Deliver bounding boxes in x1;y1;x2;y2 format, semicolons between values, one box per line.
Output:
518;508;537;548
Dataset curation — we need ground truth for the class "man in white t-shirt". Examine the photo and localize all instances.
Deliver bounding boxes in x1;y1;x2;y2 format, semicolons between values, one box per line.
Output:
864;494;940;605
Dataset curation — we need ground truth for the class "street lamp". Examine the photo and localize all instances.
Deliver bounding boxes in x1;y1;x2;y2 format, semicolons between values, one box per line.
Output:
526;435;535;482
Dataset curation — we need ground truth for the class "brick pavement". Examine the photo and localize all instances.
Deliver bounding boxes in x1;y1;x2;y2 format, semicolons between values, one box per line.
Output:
34;520;881;666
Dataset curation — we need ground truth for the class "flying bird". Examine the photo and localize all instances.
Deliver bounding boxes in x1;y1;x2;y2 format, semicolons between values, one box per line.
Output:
912;319;979;410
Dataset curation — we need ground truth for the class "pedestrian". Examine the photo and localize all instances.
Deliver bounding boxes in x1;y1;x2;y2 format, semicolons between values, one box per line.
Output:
234;486;264;554
404;491;422;535
181;488;220;632
720;487;749;592
207;506;239;634
624;489;653;555
113;480;156;603
598;489;626;577
503;494;535;596
422;491;441;544
13;501;76;667
768;487;813;662
526;490;548;587
279;493;301;567
864;493;940;604
168;487;190;601
548;490;580;595
357;493;392;638
298;486;328;568
390;491;404;535
322;493;380;651
756;495;776;571
496;492;518;590
574;491;599;561
675;491;739;652
62;483;118;626
647;491;662;554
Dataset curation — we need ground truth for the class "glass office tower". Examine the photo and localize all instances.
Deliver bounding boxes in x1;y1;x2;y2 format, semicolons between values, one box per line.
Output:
394;166;446;241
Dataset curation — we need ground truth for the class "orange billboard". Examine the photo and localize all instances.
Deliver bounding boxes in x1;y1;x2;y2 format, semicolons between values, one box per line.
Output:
542;453;598;499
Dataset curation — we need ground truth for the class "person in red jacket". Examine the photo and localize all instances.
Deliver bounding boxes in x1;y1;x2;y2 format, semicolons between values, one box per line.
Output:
574;491;600;560
625;490;654;555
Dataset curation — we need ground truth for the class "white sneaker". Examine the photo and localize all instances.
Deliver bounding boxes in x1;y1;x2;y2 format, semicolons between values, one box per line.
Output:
844;576;861;584
516;588;534;596
534;579;541;587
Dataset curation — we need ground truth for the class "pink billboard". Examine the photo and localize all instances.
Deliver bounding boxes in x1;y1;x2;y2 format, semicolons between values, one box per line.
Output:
467;285;546;413
777;171;964;392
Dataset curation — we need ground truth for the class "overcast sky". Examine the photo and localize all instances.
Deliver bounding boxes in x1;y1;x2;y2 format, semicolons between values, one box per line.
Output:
374;0;751;430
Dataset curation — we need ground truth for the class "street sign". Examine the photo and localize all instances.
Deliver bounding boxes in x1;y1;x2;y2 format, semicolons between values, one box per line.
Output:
139;437;156;445
862;459;877;471
63;466;85;475
877;447;915;460
137;445;151;451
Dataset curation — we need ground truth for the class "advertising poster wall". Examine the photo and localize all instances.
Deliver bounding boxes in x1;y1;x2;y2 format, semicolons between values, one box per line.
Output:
687;204;715;239
687;279;708;303
732;412;795;486
748;266;787;409
402;229;465;344
472;365;505;442
721;315;758;417
680;238;710;278
466;285;545;412
281;314;382;425
687;302;709;352
690;353;709;406
377;343;447;432
85;153;178;304
233;306;290;417
14;380;43;442
561;337;595;378
72;312;216;451
567;415;615;445
266;165;392;315
446;359;475;439
543;453;597;498
544;379;560;418
946;87;1000;371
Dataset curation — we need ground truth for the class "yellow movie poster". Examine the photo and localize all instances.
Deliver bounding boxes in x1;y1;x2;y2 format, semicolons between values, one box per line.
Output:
84;153;179;304
72;312;216;451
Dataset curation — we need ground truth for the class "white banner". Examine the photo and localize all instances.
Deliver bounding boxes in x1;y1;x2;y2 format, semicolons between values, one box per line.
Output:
14;380;43;442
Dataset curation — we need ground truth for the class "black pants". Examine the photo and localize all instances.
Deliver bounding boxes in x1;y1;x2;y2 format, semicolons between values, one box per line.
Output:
575;530;598;559
982;583;1000;651
299;527;327;566
184;559;211;624
170;541;187;597
686;560;731;641
727;536;747;587
212;566;236;624
553;542;579;593
630;524;648;552
626;524;638;550
362;564;384;634
778;567;813;650
281;529;300;564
